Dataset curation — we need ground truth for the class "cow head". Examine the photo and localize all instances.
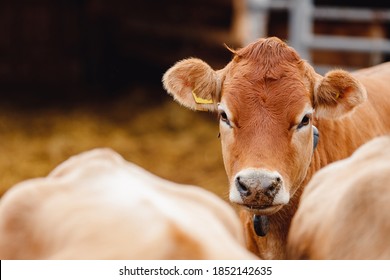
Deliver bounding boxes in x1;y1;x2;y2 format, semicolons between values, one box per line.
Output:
163;37;366;215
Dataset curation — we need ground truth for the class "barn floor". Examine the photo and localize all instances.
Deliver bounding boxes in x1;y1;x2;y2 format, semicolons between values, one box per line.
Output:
0;85;229;200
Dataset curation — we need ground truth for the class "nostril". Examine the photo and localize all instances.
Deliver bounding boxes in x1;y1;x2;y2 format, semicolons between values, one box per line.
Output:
270;178;281;189
266;178;282;195
236;176;250;196
237;177;245;189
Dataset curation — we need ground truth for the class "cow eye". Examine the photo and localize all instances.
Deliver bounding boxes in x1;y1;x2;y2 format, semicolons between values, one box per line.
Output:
298;114;311;129
219;110;231;126
220;111;228;122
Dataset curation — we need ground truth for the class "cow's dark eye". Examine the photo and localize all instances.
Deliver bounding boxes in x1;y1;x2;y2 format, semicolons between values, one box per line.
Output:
219;110;231;126
220;111;228;122
298;114;311;129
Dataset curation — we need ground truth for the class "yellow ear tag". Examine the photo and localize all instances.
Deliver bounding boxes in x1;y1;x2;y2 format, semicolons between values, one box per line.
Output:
192;90;213;104
335;92;340;99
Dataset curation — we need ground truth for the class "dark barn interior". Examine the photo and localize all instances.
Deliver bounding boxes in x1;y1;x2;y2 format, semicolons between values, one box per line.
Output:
0;0;236;197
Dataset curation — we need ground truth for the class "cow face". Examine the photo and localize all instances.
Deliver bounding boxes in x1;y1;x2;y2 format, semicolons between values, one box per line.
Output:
163;37;366;215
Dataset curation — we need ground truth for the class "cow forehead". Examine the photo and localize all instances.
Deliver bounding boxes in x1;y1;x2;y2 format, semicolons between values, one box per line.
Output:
219;38;312;125
221;67;311;129
224;37;305;81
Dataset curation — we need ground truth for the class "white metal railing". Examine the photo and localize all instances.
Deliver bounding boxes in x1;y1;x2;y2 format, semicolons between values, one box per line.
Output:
244;0;390;72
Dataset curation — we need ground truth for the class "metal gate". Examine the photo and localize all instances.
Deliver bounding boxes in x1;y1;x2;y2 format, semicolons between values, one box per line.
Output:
241;0;390;73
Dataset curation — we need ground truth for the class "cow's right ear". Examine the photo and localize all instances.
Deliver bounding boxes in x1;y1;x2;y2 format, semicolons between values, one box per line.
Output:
313;69;367;119
162;58;221;112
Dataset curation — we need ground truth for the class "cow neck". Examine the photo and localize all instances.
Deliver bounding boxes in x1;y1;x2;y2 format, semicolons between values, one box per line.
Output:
245;203;295;259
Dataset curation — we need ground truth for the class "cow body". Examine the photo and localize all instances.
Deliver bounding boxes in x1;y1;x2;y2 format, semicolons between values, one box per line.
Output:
0;148;256;260
288;135;390;259
163;37;390;259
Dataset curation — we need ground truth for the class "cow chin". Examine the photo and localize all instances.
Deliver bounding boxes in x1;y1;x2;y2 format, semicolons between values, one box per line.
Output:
231;194;290;216
244;204;284;216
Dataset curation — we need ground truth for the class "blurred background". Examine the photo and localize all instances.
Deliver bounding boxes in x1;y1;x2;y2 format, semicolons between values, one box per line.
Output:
0;0;389;199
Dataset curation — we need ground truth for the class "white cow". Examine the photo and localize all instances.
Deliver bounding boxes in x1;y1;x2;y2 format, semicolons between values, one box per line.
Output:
0;148;257;260
288;135;390;259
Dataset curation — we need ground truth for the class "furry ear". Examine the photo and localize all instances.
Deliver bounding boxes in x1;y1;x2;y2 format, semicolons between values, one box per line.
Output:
162;58;220;111
313;69;367;119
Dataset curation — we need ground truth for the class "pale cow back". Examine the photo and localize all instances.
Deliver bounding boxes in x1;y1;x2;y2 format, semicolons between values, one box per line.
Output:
0;148;257;260
288;135;390;259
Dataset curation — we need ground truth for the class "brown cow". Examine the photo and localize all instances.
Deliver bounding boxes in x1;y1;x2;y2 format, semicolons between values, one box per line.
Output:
287;135;390;259
0;148;257;260
163;37;390;259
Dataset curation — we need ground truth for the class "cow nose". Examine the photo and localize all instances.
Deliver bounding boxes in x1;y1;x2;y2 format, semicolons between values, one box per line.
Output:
235;170;282;198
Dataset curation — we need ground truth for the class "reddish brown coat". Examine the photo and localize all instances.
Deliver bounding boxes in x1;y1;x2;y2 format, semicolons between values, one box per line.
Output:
163;37;390;259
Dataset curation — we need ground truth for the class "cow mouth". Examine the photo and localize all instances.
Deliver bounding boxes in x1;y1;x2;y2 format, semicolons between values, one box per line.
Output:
241;204;283;215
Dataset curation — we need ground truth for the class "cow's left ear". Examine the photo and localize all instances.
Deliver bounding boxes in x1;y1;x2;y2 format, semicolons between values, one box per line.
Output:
162;58;221;112
313;69;367;119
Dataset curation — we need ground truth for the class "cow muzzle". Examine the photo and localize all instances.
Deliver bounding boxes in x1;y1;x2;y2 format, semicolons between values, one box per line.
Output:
230;169;289;215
